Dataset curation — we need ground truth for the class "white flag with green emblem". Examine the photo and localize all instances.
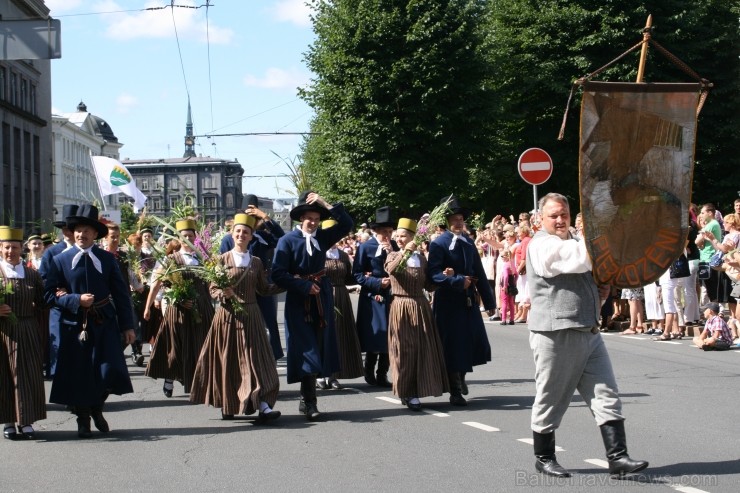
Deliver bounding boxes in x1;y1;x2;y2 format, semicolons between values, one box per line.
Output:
90;156;147;212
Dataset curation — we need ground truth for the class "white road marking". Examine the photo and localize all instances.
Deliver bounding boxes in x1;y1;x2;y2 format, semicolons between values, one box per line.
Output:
462;421;499;432
517;438;564;452
376;396;401;405
422;409;450;417
375;396;449;416
671;486;710;493
584;458;608;468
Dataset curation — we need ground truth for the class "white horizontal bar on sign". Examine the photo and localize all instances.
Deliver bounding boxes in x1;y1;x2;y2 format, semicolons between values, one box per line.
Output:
462;422;499;432
520;161;551;171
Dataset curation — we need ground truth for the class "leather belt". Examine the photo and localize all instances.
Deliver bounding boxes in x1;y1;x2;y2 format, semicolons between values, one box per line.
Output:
299;270;327;329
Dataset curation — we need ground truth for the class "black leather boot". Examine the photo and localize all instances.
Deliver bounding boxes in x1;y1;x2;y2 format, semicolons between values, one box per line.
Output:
76;408;92;439
448;372;467;406
376;353;392;387
91;404;110;433
600;420;648;477
299;376;321;421
364;353;378;385
533;431;570;477
460;372;469;395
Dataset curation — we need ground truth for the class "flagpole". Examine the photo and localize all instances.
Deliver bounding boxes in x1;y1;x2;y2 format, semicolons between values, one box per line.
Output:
89;152;107;211
636;14;652;83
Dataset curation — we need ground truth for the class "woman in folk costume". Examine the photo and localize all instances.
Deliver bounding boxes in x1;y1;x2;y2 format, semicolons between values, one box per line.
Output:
0;227;47;440
385;219;449;411
143;219;215;398
25;233;51;372
271;191;353;420
43;205;136;438
190;213;283;422
317;219;363;390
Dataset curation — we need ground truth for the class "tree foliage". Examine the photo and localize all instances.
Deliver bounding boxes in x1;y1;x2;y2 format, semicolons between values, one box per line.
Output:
301;0;740;218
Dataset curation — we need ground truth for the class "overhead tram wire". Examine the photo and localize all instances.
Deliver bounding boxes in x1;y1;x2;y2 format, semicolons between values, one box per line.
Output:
170;0;191;100
53;3;212;18
195;132;319;138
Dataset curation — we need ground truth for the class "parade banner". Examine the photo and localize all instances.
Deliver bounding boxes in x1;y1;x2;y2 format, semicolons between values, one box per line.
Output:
579;81;701;288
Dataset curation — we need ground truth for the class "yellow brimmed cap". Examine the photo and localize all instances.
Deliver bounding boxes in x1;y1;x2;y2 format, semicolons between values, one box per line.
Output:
321;219;338;229
0;226;23;242
233;213;257;230
176;219;197;232
397;218;417;234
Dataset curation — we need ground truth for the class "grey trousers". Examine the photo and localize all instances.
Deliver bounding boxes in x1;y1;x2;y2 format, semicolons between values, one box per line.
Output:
530;329;624;433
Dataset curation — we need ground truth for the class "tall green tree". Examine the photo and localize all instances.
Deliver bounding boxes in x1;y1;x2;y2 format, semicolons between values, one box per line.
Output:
301;0;498;220
485;0;739;212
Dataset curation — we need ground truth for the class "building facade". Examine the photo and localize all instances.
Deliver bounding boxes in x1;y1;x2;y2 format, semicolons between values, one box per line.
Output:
0;0;54;232
124;156;244;224
51;101;123;222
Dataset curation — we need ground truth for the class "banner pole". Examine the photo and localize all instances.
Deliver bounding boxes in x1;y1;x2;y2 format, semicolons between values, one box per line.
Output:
636;14;652;83
89;153;107;211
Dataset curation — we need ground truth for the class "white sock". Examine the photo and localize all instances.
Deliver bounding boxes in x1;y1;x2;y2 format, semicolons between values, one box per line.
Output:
409;398;420;405
259;401;272;413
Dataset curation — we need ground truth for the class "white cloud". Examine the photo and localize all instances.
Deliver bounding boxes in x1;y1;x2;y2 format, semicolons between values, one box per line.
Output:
244;67;311;91
116;93;139;114
271;0;313;27
97;0;234;44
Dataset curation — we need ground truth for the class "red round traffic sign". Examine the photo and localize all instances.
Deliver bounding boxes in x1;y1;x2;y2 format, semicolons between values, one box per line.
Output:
518;148;553;186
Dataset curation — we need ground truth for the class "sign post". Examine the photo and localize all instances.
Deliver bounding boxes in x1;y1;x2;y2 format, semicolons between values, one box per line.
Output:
518;148;554;214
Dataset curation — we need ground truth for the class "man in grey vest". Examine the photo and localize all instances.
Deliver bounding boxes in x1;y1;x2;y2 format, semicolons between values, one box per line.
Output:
526;193;648;478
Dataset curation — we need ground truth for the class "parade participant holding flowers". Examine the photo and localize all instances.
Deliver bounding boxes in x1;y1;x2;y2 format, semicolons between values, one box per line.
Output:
190;213;283;422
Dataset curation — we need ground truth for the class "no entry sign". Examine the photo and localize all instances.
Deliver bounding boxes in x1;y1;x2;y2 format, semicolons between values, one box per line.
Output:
518;148;553;186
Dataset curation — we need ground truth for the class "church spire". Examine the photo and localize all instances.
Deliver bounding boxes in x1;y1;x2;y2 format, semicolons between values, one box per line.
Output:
183;98;196;158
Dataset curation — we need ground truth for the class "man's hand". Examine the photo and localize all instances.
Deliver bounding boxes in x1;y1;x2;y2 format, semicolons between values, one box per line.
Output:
122;329;136;345
245;205;268;220
80;293;95;308
309;283;321;295
380;277;391;288
307;192;331;209
463;277;472;289
0;304;12;316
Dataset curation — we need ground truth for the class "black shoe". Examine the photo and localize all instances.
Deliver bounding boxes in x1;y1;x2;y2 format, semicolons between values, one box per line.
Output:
535;457;571;478
163;381;173;398
19;425;35;440
316;378;329;390
135;353;145;367
91;410;110;433
3;425;17;440
221;412;234;420
77;417;92;439
449;394;467;406
406;399;422;411
256;410;281;424
375;374;392;388
508;320;515;325
600;420;649;477
299;400;321;421
329;379;342;390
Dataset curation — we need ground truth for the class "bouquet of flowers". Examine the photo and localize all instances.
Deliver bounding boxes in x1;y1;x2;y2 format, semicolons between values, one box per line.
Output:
0;281;18;325
468;211;486;234
156;260;201;324
394;197;452;273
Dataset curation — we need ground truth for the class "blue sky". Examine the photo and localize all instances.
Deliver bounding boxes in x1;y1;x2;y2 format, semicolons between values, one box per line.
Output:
47;0;315;199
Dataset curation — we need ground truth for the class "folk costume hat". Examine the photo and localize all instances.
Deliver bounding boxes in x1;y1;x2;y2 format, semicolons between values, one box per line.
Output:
66;204;108;239
139;226;154;235
290;190;331;222
176;219;197;232
41;233;54;246
242;193;259;210
397;218;418;234
0;226;23;242
233;213;257;231
27;233;42;243
54;204;78;228
441;194;469;220
369;206;395;229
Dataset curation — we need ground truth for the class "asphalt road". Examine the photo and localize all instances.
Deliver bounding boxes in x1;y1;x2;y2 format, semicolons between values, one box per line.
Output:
2;295;739;493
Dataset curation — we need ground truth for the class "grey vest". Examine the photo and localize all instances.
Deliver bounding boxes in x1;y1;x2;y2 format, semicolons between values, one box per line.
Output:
526;230;600;331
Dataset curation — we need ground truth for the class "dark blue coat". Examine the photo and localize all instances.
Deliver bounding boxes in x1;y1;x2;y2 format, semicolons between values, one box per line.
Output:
427;231;495;373
352;237;398;353
220;220;286;359
39;240;72;376
271;205;353;383
44;245;135;406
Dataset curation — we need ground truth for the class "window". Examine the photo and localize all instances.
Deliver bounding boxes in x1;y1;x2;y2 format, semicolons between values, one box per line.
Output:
20;79;27;111
225;193;234;209
10;73;17;106
29;84;37;115
203;196;216;209
152;198;162;210
226;177;234;187
184;195;193;207
185;177;192;189
170;177;178;190
169;196;179;208
0;67;5;100
140;179;149;190
202;176;212;189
